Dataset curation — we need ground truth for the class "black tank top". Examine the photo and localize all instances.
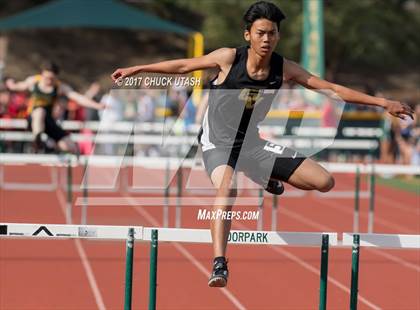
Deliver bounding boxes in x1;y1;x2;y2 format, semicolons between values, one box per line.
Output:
28;81;58;114
200;46;283;150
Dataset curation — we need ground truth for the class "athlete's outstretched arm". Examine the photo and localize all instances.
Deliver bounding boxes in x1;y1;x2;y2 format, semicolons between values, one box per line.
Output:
284;59;414;120
5;76;36;92
111;48;234;81
60;84;105;110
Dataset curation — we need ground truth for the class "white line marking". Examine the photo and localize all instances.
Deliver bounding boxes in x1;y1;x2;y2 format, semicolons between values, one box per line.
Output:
74;239;107;310
234;221;382;310
173;243;247;310
376;195;420;216
170;195;379;309
156;193;382;310
315;199;420;272
56;190;106;310
126;197;247;310
336;176;420;228
319;198;418;234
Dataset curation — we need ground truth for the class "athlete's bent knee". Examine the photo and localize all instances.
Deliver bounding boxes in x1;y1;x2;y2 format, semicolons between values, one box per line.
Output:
318;175;335;192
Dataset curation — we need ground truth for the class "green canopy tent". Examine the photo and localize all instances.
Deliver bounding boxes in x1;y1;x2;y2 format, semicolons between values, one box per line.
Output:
0;0;191;34
0;0;204;95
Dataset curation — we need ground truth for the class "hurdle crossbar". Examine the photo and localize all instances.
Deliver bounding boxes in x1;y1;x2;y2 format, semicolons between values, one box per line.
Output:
343;233;420;249
143;227;338;246
1;223;337;246
0;223;143;240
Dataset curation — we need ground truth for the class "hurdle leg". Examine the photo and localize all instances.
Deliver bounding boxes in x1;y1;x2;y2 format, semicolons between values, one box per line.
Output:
66;157;73;224
368;166;375;233
124;228;135;310
257;189;264;230
271;194;278;231
149;229;158;310
175;167;182;228
353;167;360;233
318;234;329;310
163;159;170;228
350;234;360;310
81;157;88;225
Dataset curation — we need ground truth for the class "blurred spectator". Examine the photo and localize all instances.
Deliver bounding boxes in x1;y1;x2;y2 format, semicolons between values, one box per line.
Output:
66;98;85;121
100;91;124;123
137;90;155;122
78;128;94;155
4;90;28;119
180;93;197;128
412;104;420;165
412;139;420;166
84;82;102;121
379;111;396;164
0;85;10;118
195;89;209;125
395;107;415;166
123;90;137;121
135;90;157;156
288;89;308;110
321;98;338;128
98;91;124;155
274;81;293;109
166;85;187;118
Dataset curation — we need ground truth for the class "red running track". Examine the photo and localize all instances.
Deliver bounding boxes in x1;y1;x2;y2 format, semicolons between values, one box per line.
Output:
0;165;419;309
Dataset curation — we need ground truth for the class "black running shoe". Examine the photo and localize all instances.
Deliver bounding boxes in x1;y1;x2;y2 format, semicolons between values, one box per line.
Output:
208;258;229;287
265;179;284;196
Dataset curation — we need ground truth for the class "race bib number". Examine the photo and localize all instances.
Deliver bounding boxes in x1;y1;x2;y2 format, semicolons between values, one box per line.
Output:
263;142;285;154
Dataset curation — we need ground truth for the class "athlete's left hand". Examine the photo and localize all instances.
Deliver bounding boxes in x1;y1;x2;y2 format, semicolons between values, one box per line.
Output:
4;78;15;90
385;100;414;120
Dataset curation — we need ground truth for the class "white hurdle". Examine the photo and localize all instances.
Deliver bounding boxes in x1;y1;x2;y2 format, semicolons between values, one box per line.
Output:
0;222;337;246
2;223;419;310
343;233;420;249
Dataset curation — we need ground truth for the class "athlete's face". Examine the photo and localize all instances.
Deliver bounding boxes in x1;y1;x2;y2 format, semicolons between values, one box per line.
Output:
244;19;280;57
41;70;57;86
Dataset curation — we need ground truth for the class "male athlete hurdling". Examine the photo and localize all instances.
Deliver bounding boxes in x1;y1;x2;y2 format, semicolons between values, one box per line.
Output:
6;61;104;154
112;1;413;287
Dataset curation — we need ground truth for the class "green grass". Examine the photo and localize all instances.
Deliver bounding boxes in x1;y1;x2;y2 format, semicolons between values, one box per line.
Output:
376;176;420;194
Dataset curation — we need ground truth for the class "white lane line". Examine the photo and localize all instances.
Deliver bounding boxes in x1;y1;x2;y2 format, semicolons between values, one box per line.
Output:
56;190;106;310
234;221;382;310
312;199;420;272
318;196;417;233
74;239;107;310
367;248;420;272
157;192;381;309
169;194;381;309
173;243;247;310
376;195;420;216
337;176;420;226
126;197;247;310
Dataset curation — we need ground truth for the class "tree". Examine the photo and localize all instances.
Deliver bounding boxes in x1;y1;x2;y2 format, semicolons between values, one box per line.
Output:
141;0;420;80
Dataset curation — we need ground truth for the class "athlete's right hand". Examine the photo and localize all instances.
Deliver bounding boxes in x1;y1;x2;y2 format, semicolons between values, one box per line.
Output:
111;67;137;82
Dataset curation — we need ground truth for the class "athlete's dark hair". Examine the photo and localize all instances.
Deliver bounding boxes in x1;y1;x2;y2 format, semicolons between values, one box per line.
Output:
243;1;286;31
41;61;60;75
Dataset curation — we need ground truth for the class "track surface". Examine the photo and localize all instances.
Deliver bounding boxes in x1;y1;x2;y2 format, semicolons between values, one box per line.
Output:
1;164;419;309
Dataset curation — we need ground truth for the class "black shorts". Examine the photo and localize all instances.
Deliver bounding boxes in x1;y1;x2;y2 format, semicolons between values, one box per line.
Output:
28;108;68;142
201;138;306;184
